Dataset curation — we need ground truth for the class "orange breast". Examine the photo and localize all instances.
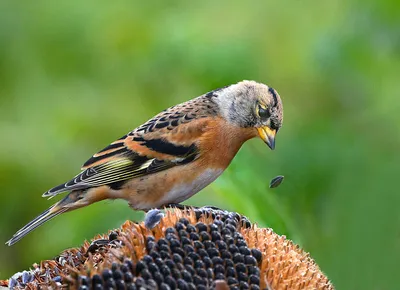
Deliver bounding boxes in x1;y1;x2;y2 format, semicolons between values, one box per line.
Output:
117;117;257;210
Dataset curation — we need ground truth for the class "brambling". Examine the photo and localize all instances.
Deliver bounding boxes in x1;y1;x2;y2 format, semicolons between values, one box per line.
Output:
7;80;283;245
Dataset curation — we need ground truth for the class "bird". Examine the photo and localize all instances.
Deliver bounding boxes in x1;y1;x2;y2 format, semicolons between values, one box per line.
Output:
6;80;283;246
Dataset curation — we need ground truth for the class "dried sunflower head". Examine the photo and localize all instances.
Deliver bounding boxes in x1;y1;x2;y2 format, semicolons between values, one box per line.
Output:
2;207;334;290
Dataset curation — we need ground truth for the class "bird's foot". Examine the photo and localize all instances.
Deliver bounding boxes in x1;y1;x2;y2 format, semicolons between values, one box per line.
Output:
199;205;224;211
163;203;195;210
142;205;252;231
163;203;223;211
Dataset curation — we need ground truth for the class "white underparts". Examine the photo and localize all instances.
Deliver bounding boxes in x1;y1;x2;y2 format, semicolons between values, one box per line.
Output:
159;168;224;205
130;168;224;210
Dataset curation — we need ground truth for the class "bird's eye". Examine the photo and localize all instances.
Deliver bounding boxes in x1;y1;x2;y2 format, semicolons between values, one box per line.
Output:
258;105;270;119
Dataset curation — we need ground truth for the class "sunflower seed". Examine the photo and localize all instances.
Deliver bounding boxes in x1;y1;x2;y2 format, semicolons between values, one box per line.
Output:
269;175;284;188
145;209;164;229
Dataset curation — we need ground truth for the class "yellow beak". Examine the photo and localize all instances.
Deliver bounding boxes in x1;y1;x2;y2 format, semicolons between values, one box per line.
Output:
257;126;276;150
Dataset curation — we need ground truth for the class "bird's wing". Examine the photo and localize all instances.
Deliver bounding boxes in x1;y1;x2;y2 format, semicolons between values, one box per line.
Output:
42;95;219;198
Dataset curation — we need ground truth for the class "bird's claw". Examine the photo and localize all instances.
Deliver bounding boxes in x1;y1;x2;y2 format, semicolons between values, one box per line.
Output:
163;203;193;210
163;203;223;212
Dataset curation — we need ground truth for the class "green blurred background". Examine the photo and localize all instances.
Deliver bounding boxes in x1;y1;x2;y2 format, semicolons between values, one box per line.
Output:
0;1;399;289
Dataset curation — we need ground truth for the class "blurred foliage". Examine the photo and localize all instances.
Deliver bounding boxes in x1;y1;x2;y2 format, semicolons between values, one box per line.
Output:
0;1;399;289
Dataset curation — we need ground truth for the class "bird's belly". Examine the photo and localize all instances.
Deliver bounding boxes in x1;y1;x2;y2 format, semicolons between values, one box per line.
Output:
128;168;223;210
159;168;223;205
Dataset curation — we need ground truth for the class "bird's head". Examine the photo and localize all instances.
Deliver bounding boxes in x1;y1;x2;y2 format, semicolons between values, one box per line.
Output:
213;80;283;150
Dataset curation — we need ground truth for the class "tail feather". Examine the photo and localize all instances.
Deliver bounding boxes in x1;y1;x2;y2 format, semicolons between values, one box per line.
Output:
6;204;68;246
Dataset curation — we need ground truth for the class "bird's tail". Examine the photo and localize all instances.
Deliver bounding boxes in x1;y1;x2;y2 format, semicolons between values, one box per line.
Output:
6;204;68;246
5;191;85;246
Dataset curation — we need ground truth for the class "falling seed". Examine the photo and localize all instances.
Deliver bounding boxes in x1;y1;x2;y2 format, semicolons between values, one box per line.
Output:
269;175;284;188
144;209;164;229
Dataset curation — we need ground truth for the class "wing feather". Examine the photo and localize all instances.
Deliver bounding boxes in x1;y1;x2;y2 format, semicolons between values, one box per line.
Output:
43;94;218;198
43;138;199;198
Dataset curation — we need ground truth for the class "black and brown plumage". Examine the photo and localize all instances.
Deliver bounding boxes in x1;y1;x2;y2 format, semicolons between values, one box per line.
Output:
6;80;284;246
